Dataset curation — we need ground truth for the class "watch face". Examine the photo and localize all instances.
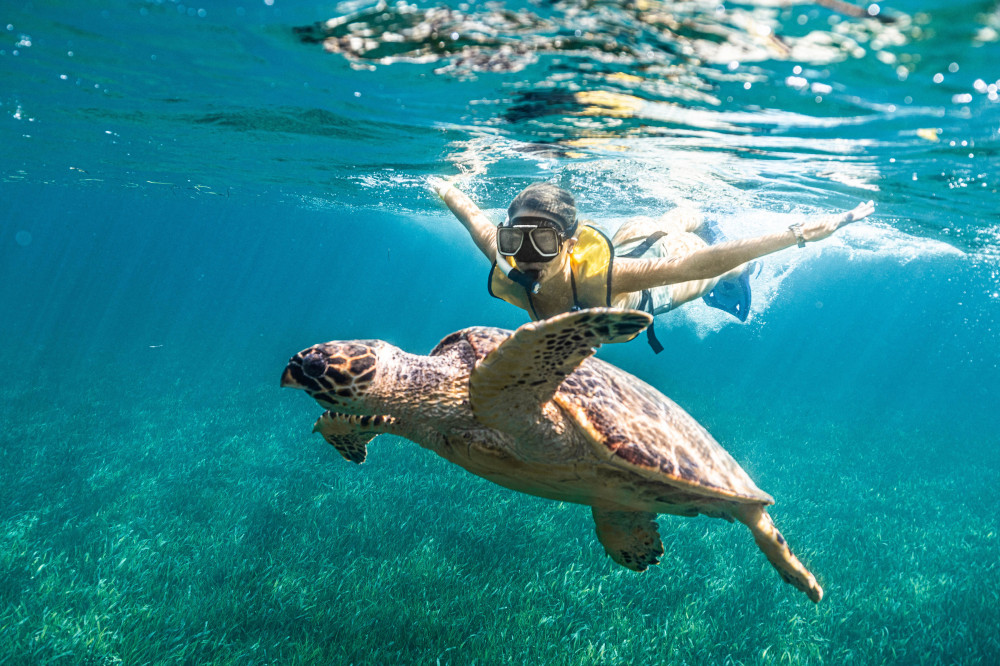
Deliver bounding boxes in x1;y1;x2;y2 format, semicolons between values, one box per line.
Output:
790;224;805;247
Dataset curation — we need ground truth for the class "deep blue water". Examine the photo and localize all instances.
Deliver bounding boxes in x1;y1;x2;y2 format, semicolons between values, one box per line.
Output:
2;0;999;663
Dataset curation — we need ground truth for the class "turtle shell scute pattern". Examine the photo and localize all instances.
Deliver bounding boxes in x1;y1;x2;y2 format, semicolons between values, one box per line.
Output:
430;326;511;365
558;360;770;502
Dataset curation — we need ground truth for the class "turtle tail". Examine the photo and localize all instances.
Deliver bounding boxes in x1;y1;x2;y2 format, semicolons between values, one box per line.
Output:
312;411;396;464
735;504;824;603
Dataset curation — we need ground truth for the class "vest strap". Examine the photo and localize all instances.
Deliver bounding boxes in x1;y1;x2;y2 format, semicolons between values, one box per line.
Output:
637;290;664;354
618;230;668;259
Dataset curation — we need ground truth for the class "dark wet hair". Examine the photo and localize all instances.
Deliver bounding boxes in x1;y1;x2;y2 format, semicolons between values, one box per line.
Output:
507;183;578;237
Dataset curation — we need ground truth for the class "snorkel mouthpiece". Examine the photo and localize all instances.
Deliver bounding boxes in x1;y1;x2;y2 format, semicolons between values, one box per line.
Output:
495;252;541;294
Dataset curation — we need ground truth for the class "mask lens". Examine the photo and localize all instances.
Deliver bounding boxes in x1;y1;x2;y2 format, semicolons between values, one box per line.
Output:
529;227;560;256
497;227;524;256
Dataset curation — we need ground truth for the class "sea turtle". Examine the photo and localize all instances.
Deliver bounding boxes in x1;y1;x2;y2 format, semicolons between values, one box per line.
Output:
280;308;823;602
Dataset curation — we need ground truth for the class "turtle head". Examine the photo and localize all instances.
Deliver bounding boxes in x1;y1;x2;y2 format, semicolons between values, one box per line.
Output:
281;340;385;413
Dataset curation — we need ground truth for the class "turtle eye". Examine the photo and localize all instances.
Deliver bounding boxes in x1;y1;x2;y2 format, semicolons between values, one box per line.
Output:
301;351;328;379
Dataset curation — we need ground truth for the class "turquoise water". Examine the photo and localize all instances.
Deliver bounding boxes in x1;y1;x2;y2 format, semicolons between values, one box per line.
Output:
2;1;999;663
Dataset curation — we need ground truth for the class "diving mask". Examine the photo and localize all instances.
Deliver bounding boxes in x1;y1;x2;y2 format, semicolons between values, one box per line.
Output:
497;219;562;263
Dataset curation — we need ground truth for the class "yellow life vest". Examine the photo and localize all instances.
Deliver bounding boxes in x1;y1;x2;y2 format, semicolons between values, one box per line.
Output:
487;224;615;314
488;224;660;349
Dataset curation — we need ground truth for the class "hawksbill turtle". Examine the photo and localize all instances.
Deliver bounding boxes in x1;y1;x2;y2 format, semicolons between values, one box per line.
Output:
280;308;823;602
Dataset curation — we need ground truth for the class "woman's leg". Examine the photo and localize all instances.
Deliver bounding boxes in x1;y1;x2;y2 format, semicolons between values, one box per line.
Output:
611;207;703;246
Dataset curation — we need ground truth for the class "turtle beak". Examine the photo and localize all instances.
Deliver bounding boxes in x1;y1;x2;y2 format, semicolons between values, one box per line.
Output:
281;360;306;389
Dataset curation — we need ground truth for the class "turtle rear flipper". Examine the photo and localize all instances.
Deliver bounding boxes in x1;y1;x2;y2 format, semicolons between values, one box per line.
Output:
591;507;664;572
312;411;397;464
734;504;823;603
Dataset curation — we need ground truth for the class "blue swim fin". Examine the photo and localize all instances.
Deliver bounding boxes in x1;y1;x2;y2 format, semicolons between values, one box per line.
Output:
697;216;727;246
698;219;756;322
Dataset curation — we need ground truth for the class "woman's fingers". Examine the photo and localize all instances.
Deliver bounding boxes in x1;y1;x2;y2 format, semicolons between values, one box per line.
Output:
844;200;875;223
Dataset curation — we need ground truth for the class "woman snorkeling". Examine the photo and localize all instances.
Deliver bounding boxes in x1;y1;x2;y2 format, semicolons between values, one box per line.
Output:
432;178;874;350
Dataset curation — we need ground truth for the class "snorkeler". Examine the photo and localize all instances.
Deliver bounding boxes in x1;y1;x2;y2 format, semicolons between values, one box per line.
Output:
431;179;874;351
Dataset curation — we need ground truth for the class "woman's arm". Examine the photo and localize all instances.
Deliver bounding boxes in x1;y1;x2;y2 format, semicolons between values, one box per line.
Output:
430;177;497;260
613;200;875;294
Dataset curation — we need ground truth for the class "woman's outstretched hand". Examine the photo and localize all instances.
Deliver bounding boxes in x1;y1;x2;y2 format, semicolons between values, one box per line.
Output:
427;176;452;198
428;175;473;199
803;200;875;242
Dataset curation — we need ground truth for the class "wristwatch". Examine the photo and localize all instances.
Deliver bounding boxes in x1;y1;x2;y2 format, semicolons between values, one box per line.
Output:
789;222;806;248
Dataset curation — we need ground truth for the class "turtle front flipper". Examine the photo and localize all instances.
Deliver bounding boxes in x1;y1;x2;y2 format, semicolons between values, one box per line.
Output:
734;504;824;603
470;308;652;431
312;411;398;464
591;507;664;572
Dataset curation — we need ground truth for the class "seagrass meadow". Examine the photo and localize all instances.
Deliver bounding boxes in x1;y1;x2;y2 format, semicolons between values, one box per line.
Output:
3;0;1000;663
2;365;998;665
